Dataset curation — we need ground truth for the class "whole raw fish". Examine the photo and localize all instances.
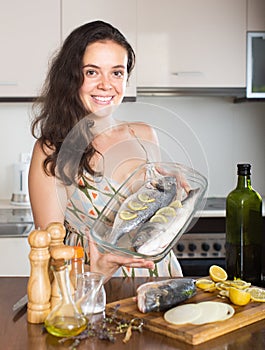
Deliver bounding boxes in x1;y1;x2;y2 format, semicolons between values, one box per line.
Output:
132;188;200;255
137;278;196;313
106;176;177;244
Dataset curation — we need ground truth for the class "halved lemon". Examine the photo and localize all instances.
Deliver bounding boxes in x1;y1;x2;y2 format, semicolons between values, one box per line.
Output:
247;287;265;302
209;265;228;282
138;193;156;203
119;210;137;221
230;280;251;290
196;279;216;291
156;206;176;217
127;200;147;211
229;286;251;306
169;200;183;208
150;214;168;223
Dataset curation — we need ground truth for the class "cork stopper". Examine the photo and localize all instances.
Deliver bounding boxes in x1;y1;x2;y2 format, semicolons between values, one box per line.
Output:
50;258;67;271
50;245;75;261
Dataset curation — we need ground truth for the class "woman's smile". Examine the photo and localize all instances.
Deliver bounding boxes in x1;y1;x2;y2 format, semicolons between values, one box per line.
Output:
91;95;114;105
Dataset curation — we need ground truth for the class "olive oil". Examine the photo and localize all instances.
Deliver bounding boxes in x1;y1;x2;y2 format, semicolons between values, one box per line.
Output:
225;164;262;286
45;316;87;337
44;258;87;337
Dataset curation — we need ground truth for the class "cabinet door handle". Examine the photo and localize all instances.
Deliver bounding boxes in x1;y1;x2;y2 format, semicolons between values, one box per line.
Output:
0;81;18;86
172;71;203;76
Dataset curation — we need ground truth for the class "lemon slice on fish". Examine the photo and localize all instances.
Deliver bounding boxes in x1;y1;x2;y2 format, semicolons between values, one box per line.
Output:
169;200;182;208
119;210;137;221
127;200;148;211
138;193;156;203
150;214;168;223
156;206;176;217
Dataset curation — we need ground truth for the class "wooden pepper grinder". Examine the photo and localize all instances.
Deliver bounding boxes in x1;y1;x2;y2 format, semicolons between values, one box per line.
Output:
50;245;75;310
46;222;66;249
27;229;51;324
46;222;66;282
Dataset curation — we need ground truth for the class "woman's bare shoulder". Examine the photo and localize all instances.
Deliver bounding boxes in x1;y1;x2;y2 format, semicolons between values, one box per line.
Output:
128;121;158;142
32;140;54;158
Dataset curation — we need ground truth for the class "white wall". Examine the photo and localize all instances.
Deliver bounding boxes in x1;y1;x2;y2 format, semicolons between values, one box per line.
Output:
0;103;35;199
120;96;265;197
0;96;264;199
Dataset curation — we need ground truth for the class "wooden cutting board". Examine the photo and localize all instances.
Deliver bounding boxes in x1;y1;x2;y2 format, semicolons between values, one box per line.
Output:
106;286;265;345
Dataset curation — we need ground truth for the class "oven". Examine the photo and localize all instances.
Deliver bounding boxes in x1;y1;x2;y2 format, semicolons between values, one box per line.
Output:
174;198;226;277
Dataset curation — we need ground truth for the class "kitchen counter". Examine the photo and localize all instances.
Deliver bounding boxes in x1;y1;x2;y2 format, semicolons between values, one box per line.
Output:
1;277;265;350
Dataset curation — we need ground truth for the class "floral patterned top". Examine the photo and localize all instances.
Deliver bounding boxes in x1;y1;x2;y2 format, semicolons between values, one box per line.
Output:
64;174;183;278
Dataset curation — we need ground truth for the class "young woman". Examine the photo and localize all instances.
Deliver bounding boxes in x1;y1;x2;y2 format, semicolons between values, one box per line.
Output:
29;20;183;280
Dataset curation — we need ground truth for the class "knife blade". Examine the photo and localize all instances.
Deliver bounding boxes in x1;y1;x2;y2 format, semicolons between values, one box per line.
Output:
12;294;28;311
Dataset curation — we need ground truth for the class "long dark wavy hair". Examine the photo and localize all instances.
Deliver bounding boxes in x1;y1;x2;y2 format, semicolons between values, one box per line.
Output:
31;20;135;185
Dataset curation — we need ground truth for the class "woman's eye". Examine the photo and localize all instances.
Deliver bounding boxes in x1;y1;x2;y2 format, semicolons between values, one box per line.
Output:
113;70;124;78
85;69;97;77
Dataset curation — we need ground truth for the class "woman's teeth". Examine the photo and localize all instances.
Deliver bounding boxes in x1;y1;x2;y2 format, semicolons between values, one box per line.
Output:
93;96;113;103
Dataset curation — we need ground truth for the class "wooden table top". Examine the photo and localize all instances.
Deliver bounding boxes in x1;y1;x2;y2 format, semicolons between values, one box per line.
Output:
1;276;265;350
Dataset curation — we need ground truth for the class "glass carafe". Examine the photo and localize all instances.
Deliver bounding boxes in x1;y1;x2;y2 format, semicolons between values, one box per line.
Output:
44;259;87;337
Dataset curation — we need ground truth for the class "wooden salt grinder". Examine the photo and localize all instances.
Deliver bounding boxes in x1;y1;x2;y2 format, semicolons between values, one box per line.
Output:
50;245;75;309
27;229;51;324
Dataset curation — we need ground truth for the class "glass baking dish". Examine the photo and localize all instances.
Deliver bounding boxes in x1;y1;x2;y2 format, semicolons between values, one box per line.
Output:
90;162;208;262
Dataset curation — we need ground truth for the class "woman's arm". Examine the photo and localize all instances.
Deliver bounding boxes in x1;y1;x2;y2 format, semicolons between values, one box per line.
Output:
29;141;154;278
28;141;67;229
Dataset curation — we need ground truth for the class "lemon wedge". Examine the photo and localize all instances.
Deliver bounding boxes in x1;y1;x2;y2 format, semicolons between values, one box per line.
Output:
127;200;147;211
229;286;251;306
138;193;156;203
209;265;228;282
247;287;265;302
119;210;137;221
150;214;168;223
169;200;182;208
156;206;176;217
196;279;216;292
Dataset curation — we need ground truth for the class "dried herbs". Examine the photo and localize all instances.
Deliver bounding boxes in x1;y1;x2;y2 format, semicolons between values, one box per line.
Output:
58;304;144;349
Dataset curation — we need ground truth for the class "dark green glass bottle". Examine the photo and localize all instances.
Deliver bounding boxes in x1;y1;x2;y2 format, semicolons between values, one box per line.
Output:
225;164;262;286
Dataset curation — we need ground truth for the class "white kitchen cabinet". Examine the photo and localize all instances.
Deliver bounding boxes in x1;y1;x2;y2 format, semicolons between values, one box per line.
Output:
62;0;137;98
0;0;60;98
247;0;265;31
137;0;247;88
0;237;30;276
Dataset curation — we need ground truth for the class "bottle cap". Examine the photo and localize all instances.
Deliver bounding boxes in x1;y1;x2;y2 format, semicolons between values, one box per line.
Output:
237;163;251;176
73;246;84;259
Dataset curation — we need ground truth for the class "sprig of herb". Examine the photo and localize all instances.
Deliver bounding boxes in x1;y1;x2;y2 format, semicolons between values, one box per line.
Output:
58;304;143;349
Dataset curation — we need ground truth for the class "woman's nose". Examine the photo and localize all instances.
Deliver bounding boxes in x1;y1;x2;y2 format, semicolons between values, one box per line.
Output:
98;75;112;90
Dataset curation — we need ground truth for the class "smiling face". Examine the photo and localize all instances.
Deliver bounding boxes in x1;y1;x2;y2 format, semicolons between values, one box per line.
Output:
79;40;128;116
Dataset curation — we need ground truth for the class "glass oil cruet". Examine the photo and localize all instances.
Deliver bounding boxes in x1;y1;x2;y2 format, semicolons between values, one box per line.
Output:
44;257;87;337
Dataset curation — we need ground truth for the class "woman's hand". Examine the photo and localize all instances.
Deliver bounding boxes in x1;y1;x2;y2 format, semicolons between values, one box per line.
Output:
88;237;154;282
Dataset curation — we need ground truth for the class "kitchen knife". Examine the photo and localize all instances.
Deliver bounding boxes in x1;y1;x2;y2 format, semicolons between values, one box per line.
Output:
12;294;28;311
